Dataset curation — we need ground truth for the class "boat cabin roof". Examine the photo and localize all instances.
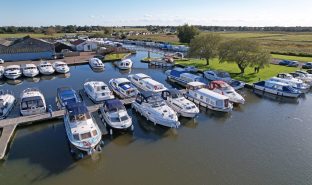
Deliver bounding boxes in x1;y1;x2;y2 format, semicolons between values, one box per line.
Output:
211;80;230;87
266;80;289;86
54;61;66;65
114;78;130;84
5;65;20;69
166;89;182;97
66;102;88;116
86;81;107;87
21;64;36;68
103;99;125;112
187;81;206;87
180;73;201;79
197;88;229;100
121;59;132;63
133;73;150;79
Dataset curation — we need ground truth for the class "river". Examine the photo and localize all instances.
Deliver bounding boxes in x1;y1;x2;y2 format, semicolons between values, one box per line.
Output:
0;47;312;185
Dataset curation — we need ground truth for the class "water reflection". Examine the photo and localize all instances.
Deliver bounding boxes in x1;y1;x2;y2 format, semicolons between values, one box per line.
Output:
253;89;299;104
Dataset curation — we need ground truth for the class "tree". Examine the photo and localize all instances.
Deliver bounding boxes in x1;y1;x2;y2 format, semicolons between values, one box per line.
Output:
189;33;221;65
45;27;56;35
103;27;112;35
177;24;199;43
219;39;271;74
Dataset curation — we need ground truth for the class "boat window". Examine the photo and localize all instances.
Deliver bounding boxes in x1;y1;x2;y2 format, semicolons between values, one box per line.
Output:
200;95;203;100
73;134;80;140
80;132;92;140
110;116;120;122
216;100;223;107
21;97;44;110
120;115;128;121
92;130;98;136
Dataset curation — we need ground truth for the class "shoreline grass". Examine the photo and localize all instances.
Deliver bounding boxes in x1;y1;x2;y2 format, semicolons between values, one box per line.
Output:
103;53;130;61
175;58;299;83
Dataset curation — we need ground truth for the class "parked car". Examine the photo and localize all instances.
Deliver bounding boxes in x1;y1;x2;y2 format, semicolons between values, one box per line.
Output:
302;62;312;69
279;60;291;66
287;61;299;67
204;70;232;82
0;59;4;64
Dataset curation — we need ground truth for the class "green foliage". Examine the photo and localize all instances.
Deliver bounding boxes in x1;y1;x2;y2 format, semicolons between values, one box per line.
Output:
189;33;221;65
175;58;298;83
219;39;271;74
177;24;199;43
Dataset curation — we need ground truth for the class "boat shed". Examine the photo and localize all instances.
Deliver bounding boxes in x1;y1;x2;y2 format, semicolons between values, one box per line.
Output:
0;36;55;61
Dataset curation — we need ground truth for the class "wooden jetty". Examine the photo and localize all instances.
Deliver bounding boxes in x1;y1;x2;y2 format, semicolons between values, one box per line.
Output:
0;98;134;160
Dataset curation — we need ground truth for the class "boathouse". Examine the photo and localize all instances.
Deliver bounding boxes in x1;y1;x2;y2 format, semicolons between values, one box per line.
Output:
0;36;55;61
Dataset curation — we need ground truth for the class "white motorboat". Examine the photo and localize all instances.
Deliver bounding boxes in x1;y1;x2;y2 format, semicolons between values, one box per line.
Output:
53;61;70;74
270;77;310;93
99;99;133;135
185;82;233;112
162;89;199;118
114;59;133;70
0;91;15;119
108;78;139;99
289;72;312;86
4;65;22;80
20;88;46;116
166;67;202;87
253;80;302;98
229;80;245;90
21;64;39;77
128;73;167;93
64;102;102;157
89;58;104;70
132;91;180;128
38;61;55;75
84;81;114;103
208;81;245;104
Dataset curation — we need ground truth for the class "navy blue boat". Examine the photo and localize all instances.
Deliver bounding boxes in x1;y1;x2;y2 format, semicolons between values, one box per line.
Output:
56;87;81;109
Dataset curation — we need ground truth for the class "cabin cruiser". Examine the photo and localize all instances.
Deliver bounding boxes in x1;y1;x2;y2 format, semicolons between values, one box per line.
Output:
115;59;133;70
109;78;139;98
84;81;114;102
270;77;310;93
89;58;104;70
38;61;55;75
21;64;39;77
128;73;167;93
0;91;15;119
289;72;312;86
184;66;198;73
208;81;245;104
20;88;46;116
166;67;202;87
162;89;199;118
204;70;232;82
132;91;180;128
53;61;70;74
4;65;22;80
253;80;301;98
295;70;312;78
185;82;233;112
64;102;102;156
229;80;245;90
56;87;81;109
99;99;133;135
0;66;4;78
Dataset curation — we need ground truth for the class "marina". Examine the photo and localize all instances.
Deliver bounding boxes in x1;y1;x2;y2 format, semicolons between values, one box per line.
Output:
0;47;312;185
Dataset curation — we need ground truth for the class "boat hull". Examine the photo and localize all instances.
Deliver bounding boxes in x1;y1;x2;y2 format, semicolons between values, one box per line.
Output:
253;85;301;98
185;94;232;113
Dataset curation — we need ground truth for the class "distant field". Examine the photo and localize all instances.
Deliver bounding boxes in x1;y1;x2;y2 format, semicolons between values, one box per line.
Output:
0;33;67;39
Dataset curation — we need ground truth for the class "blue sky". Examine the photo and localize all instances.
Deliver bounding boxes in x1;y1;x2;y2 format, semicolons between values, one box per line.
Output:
1;0;312;26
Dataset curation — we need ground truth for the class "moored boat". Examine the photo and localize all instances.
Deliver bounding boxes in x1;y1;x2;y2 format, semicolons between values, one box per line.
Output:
108;78;138;99
4;65;22;80
161;89;199;118
20;88;46;116
99;99;133;135
56;87;81;109
128;73;167;93
114;59;133;70
53;61;70;74
38;61;55;75
208;81;245;104
185;82;233;112
21;64;39;77
132;91;180;128
166;67;202;87
64;102;103;157
0;91;15;119
270;77;310;93
253;80;302;98
84;81;114;103
89;58;104;70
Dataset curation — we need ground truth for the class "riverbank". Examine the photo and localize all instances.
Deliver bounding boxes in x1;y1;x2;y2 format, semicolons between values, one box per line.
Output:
175;58;299;83
103;53;131;62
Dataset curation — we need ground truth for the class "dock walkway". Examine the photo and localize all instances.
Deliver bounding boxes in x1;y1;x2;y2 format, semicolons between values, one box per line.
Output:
0;98;134;160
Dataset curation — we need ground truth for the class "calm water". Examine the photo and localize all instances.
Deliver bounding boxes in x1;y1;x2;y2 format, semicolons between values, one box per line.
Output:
1;48;312;185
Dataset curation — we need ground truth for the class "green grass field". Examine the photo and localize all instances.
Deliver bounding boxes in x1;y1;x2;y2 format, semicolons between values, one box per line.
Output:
103;53;130;61
271;54;312;62
175;58;299;83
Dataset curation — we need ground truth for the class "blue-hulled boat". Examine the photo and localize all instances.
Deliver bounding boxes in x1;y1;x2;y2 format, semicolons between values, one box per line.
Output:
165;67;203;87
56;87;81;109
253;80;302;98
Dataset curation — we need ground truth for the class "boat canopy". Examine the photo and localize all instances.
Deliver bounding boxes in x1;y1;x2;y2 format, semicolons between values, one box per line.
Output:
166;89;182;98
104;99;125;112
66;102;89;116
57;87;80;104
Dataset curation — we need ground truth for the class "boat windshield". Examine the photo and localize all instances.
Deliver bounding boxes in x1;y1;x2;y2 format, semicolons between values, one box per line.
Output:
96;85;108;91
186;105;196;110
25;67;36;70
80;132;92;140
69;113;91;122
21;97;44;110
110;115;129;122
5;68;19;71
148;95;165;107
41;64;51;67
57;64;66;67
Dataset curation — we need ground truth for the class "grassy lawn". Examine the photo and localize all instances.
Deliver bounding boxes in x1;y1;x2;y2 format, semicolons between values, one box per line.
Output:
103;53;130;61
175;58;299;83
271;54;312;62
